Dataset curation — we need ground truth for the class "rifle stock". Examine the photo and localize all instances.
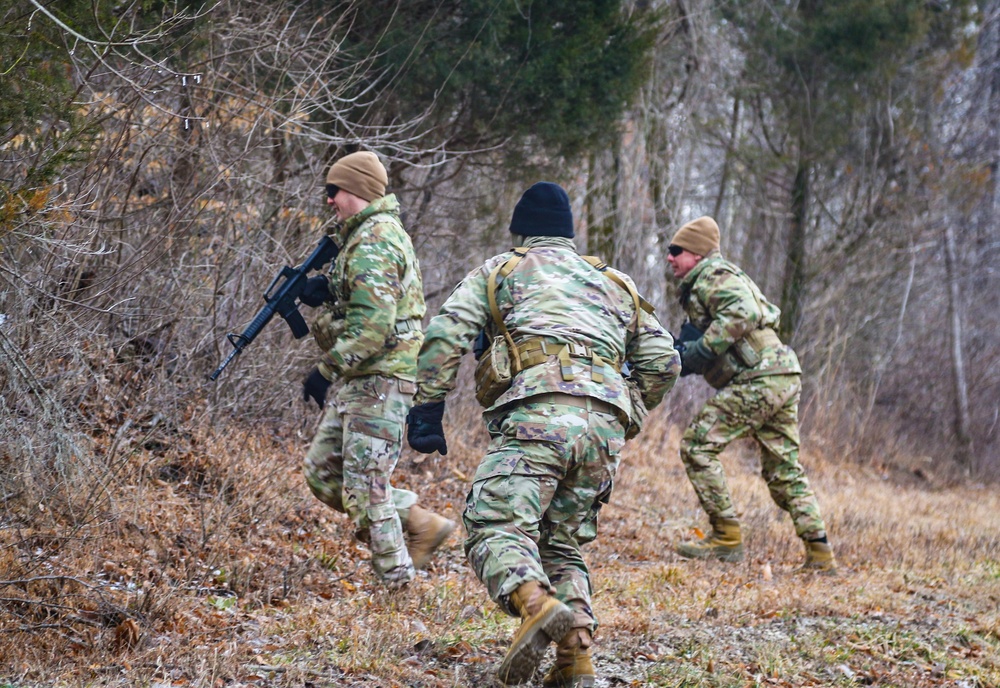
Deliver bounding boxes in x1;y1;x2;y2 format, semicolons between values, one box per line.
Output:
210;235;338;381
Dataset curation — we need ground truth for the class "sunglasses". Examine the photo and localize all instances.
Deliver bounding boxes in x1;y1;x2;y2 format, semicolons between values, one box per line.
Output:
326;184;339;199
668;244;684;257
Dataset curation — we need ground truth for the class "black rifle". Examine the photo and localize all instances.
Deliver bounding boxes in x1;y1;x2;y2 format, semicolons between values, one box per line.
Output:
210;235;339;381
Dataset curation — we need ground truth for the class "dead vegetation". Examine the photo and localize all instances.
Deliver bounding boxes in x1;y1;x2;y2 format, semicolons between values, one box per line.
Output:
2;393;998;687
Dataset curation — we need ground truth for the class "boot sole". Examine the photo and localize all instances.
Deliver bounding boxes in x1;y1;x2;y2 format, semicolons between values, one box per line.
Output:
543;672;596;688
676;544;744;562
542;676;597;688
797;564;838;576
498;603;575;685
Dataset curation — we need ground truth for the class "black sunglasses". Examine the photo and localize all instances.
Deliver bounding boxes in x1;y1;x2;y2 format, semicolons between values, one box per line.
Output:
326;184;339;199
668;244;684;257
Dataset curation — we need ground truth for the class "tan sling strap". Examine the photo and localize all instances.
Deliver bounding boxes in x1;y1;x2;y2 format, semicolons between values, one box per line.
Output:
486;247;531;375
580;255;654;335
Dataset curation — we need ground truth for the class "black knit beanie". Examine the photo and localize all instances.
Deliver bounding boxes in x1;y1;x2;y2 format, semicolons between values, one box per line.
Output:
509;182;574;238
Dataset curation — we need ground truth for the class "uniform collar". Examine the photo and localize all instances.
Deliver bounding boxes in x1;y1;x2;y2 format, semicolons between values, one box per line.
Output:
335;194;399;246
515;235;578;252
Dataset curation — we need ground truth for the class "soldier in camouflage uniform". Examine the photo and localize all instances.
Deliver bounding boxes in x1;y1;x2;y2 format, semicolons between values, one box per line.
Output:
299;151;455;590
406;182;680;686
667;216;836;572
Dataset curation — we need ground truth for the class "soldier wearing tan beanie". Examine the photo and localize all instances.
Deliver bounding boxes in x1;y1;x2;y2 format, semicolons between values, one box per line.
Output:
669;216;720;258
667;215;836;574
298;149;456;590
325;150;389;203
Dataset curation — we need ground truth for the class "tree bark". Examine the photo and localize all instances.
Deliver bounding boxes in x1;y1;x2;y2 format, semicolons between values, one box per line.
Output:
943;222;973;469
586;141;620;260
713;96;740;220
779;155;809;341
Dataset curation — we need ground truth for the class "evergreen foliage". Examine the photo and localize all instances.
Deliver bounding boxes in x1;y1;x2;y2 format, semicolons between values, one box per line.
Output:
333;0;658;160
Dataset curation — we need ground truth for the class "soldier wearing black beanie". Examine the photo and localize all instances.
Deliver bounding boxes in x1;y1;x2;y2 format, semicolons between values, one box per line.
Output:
408;178;681;688
508;181;575;238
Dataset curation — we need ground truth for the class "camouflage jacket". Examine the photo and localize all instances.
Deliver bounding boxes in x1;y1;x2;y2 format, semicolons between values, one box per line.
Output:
316;194;426;381
414;236;680;422
679;250;800;379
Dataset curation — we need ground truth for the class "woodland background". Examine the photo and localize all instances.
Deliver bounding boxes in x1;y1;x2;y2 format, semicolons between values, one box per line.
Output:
1;1;999;686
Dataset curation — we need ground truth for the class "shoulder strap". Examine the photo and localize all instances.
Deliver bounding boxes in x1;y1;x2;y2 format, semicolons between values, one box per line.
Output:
485;247;530;373
581;255;653;335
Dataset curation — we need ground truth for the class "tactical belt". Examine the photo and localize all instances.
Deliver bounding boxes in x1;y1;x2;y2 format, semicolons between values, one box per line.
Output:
527;392;617;416
516;336;621;383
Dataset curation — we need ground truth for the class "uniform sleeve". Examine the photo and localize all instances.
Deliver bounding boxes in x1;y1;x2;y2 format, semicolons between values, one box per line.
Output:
624;308;681;411
413;263;495;404
696;267;761;356
325;226;404;376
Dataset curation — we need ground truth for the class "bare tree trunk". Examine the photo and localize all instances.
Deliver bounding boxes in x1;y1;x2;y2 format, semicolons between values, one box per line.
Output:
989;0;1000;216
779;154;809;341
712;96;740;219
585;141;620;260
943;222;973;469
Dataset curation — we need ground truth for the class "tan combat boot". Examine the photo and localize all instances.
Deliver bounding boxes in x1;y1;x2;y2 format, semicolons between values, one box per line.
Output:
542;628;595;688
406;505;456;569
799;540;837;574
498;581;575;685
676;517;744;562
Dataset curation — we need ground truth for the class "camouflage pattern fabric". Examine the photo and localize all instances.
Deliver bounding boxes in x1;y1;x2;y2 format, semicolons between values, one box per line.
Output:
681;374;826;539
414;235;679;631
303;193;425;587
464;397;626;632
679;250;799;381
678;250;826;540
304;374;418;585
413;236;680;419
316;194;426;382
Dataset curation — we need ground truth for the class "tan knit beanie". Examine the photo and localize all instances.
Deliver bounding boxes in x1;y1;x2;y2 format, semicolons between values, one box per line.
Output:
325;151;388;202
670;216;720;256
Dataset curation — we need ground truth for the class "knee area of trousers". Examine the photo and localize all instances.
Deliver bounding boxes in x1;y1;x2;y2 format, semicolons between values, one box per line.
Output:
367;501;396;524
304;475;345;513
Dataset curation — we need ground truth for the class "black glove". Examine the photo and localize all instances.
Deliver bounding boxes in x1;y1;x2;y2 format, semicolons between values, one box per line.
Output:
302;366;332;408
472;330;490;361
680;338;716;377
299;275;331;307
406;401;448;455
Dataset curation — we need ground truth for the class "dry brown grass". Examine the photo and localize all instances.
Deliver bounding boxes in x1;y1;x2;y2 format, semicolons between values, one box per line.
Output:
2;398;998;687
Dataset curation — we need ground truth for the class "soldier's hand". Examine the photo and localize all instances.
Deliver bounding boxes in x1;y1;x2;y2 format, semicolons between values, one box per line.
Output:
406;401;448;455
299;275;331;307
303;366;332;408
680;338;716;376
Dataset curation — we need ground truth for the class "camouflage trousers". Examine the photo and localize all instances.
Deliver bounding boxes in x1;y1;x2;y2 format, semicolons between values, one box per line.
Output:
681;373;827;540
304;374;418;586
464;393;627;633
